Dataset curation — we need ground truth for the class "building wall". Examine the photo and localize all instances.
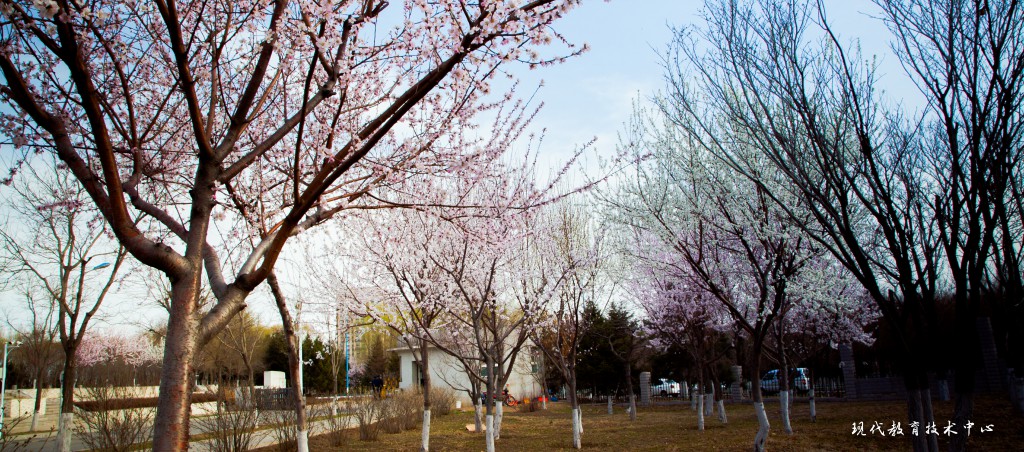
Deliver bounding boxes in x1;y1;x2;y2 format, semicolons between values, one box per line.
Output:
396;346;542;405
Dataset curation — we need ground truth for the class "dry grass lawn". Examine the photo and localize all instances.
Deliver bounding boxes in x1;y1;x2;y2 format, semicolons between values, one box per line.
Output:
290;396;1024;451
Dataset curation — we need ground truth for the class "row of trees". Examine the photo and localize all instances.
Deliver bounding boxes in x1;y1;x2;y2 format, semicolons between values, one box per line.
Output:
593;1;1024;451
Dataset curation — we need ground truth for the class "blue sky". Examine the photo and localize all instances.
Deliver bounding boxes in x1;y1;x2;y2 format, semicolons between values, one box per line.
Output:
513;0;924;169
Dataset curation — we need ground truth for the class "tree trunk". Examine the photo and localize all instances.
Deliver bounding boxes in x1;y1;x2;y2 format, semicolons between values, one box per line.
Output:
474;400;483;433
420;341;432;452
779;390;793;434
716;399;727;424
696;388;704;431
753;401;770;452
808;387;816;422
903;370;938;452
779;361;792;434
31;375;43;431
607;396;612;415
57;359;76;452
625;363;636;422
268;273;308;452
494;401;503;439
568;378;581;448
152;278;202;451
751;365;769;452
485;414;495;452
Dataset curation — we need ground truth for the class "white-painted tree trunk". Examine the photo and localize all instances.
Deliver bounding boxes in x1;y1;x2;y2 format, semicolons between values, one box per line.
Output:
297;429;309;452
716;399;726;424
607;397;613;414
690;390;697;410
703;393;713;417
779;390;793;434
474;402;483;433
577;406;583;434
422;409;431;452
58;413;73;452
696;391;704;431
571;407;582;449
808;388;816;422
628;392;637;421
541;396;547;410
485;414;495;452
494;402;503;439
31;410;39;431
753;402;770;452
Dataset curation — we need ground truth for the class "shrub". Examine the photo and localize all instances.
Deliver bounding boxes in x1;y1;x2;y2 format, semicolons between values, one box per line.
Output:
352;396;383;441
310;400;351;447
429;388;457;416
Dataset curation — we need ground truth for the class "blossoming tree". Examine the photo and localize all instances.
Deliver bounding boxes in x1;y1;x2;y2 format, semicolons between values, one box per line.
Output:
0;1;585;448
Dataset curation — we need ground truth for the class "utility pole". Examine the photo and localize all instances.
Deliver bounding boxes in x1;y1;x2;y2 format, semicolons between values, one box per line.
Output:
1;340;23;439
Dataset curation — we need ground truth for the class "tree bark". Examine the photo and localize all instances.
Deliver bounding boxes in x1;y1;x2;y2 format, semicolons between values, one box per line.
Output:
152;279;201;451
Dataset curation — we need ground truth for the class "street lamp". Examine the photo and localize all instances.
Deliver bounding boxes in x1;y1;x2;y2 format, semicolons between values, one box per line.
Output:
1;340;23;440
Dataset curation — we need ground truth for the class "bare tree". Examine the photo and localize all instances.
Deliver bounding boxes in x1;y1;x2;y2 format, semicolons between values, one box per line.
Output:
6;291;62;432
0;158;127;452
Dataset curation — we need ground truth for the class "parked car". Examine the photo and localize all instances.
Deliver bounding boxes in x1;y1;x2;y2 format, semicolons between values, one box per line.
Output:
760;368;810;395
652;378;681;397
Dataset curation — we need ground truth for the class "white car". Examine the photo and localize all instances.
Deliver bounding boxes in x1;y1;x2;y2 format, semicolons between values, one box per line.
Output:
651;378;681;397
760;368;810;395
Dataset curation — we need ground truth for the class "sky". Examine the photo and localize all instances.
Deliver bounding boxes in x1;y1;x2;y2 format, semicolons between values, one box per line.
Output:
514;0;923;170
0;0;927;335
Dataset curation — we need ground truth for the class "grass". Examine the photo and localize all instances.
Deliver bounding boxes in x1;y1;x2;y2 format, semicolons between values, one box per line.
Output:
288;396;1024;451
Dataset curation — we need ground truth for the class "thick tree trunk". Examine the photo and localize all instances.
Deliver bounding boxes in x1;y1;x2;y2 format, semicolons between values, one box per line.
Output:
716;399;727;424
152;279;202;451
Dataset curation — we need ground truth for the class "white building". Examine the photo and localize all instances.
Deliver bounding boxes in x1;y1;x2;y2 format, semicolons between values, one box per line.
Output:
392;341;543;406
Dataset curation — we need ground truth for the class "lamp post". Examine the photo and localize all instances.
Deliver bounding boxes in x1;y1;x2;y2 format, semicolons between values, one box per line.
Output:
1;340;23;440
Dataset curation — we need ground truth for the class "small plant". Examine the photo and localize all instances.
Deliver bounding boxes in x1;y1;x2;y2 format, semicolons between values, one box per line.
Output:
74;385;154;452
